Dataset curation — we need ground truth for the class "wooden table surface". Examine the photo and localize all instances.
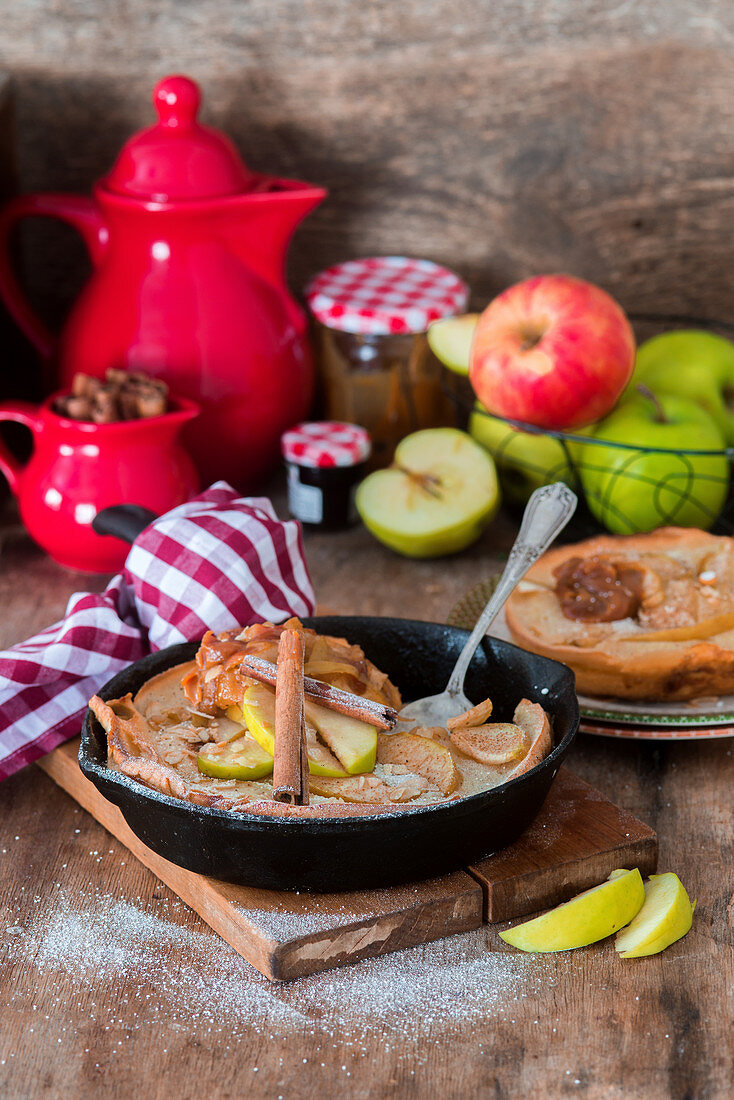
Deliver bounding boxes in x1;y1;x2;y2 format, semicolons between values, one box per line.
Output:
0;494;731;1100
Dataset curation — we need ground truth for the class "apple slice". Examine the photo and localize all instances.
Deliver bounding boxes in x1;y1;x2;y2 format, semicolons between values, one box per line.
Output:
197;736;273;781
614;873;696;958
376;731;460;794
304;699;376;774
235;685;348;777
450;723;528;765
309;773;431;803
499;868;645;952
427;314;480;375
508;699;553;778
446;697;493;729
356;428;500;558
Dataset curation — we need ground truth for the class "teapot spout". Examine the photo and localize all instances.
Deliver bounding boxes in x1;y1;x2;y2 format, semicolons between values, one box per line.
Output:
226;180;327;298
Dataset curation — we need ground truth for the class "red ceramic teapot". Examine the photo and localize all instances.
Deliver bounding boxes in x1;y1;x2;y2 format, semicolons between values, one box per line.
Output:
0;394;200;572
0;75;326;488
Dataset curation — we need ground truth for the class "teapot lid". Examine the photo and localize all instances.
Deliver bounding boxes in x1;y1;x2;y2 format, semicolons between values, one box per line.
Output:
104;75;254;201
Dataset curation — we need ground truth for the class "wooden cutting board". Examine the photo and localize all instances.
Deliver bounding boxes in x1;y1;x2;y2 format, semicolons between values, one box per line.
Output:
38;741;657;981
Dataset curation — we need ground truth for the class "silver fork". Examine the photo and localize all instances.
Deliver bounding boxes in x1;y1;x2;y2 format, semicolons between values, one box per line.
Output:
398;482;577;729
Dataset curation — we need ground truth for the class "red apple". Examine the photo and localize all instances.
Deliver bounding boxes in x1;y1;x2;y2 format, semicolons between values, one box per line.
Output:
469;274;635;430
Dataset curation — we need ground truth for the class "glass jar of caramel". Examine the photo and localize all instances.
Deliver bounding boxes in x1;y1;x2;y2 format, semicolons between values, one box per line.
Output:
305;257;469;469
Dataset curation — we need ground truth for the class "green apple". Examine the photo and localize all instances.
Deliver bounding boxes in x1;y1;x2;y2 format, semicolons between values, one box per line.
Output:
580;391;728;534
469;401;579;505
499;868;645;952
304;699;376;774
234;687;349;777
427;314;479;375
355;428;500;558
197;735;273;781
631;330;734;444
615;873;696;958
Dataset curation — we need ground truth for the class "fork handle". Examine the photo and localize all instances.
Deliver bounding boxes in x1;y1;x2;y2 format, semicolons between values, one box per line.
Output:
444;482;577;698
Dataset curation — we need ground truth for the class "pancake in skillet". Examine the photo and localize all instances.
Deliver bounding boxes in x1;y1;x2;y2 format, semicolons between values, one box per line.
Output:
90;618;554;816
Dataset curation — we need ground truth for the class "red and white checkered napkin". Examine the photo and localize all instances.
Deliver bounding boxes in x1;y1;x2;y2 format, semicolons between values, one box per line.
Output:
0;482;315;782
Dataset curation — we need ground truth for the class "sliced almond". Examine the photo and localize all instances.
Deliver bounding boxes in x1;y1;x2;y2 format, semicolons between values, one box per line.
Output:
450;722;528;765
377;731;460;794
446;697;493;731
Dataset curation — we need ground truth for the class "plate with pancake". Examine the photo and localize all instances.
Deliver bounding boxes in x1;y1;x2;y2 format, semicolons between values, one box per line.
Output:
451;527;734;740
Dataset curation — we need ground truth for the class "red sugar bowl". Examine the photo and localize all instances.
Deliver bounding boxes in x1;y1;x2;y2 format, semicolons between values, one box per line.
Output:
0;393;200;572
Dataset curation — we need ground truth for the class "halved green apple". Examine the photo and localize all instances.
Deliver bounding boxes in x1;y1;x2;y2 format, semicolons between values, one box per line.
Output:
356;428;500;558
197;735;273;781
235;685;349;777
427;314;479;375
304;699;376;774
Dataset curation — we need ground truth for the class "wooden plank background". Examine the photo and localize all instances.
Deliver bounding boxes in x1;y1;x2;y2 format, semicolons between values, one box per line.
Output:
1;0;734;339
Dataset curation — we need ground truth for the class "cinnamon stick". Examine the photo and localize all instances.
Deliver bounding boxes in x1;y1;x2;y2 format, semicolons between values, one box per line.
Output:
273;628;309;805
239;654;398;730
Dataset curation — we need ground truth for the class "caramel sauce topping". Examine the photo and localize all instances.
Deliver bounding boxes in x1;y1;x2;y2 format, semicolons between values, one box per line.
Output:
554;555;645;622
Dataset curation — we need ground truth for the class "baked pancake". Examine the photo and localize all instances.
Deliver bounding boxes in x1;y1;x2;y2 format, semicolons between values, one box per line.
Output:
90;619;554;817
505;527;734;701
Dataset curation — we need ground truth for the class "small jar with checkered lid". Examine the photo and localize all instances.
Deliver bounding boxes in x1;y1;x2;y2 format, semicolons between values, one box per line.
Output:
305;256;469;468
281;421;371;530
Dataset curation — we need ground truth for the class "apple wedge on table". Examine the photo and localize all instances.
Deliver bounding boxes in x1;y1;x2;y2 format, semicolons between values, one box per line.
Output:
615;872;696;958
500;868;645;952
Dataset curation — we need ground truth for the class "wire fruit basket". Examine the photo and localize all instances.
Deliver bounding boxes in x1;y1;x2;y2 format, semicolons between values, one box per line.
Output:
445;314;734;541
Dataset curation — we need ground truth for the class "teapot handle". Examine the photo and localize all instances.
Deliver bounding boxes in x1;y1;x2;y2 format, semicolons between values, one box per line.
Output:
0;402;43;494
0;194;107;361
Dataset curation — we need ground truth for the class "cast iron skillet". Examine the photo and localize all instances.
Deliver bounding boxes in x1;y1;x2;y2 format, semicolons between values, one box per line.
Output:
79;616;579;892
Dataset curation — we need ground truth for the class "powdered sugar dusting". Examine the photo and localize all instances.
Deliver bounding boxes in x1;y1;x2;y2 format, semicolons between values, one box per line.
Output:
3;885;564;1055
234;876;457;939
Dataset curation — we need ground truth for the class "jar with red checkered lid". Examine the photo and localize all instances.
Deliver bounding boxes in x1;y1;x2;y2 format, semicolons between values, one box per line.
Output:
305;256;469;468
281;421;371;530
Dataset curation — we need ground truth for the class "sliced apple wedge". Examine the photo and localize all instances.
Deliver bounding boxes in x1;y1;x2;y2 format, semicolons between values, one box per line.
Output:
376;730;460;795
309;773;431;804
197;736;273;781
509;699;553;778
304;699;376;774
614;873;696;958
356;428;500;559
450;723;528;765
235;685;348;777
427;313;480;375
500;868;645;952
446;697;493;730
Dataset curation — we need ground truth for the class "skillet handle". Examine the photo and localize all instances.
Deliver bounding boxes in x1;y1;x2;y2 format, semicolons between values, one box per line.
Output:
92;504;157;544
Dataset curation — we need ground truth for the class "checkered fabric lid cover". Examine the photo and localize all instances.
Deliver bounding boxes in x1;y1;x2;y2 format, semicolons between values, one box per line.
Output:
0;482;315;783
305;256;469;335
281;421;371;468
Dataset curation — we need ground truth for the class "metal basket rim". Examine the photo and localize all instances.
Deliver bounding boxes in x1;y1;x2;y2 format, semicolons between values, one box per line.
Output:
467;405;734;457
